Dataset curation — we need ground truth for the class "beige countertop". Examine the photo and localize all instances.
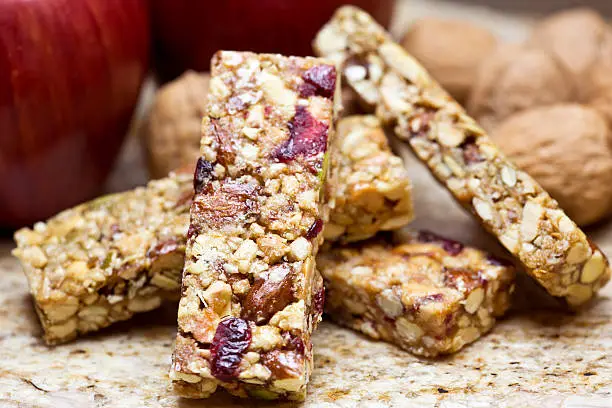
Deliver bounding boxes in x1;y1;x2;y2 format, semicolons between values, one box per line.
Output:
1;1;610;407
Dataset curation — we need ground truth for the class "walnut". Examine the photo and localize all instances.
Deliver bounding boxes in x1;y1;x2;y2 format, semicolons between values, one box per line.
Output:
588;85;612;132
467;44;575;131
141;71;210;178
401;18;497;103
492;104;612;226
527;8;612;101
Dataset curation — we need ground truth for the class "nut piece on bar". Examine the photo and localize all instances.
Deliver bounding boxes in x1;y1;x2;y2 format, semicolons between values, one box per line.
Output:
318;231;516;357
12;172;193;345
326;115;413;242
170;51;338;401
314;6;611;308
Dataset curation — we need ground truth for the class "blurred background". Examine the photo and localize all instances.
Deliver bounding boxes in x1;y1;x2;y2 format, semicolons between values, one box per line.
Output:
1;0;612;231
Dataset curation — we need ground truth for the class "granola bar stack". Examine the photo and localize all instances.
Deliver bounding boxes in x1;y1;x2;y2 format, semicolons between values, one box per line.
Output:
10;5;609;402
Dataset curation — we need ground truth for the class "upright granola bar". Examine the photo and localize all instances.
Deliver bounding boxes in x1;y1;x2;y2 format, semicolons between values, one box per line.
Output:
326;115;413;242
318;231;515;357
12;172;192;345
170;51;338;401
314;6;611;308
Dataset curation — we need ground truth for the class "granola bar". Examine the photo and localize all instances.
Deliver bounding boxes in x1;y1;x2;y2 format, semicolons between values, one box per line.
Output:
12;171;192;345
12;114;413;346
318;231;515;357
170;51;339;401
314;6;611;308
326;115;413;242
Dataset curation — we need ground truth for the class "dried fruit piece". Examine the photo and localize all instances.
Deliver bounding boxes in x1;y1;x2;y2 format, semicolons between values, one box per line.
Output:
301;65;337;99
194;158;214;193
211;317;252;382
274;106;329;172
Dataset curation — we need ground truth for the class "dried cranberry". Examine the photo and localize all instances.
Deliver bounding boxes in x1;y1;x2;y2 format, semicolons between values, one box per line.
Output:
417;230;464;256
210;317;251;382
273;106;328;173
305;218;323;240
313;286;325;317
194;158;214;194
264;105;273;117
300;65;336;99
285;334;305;355
461;137;483;164
298;82;317;98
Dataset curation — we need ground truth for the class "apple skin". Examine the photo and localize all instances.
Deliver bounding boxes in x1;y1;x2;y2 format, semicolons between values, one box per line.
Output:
151;0;395;82
0;0;150;228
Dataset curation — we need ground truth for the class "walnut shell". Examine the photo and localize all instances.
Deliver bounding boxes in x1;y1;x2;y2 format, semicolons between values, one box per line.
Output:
467;44;575;131
527;8;612;101
141;71;209;179
588;85;612;133
401;18;497;103
492;104;612;226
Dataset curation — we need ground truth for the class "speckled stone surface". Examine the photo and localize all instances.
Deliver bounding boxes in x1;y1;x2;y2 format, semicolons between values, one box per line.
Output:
2;2;611;407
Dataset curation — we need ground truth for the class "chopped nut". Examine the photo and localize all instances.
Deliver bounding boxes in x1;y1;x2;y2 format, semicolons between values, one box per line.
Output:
464;288;485;314
473;198;495;221
288;238;311;261
202;281;233;317
500;166;517;187
376;288;404;318
581;252;606;284
259;71;297;106
395;318;424;343
127;296;162;313
520;201;544;242
379;42;428;86
566;283;593;306
437;122;465;147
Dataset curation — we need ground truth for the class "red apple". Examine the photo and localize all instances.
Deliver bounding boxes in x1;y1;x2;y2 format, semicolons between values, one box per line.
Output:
151;0;395;82
0;0;150;228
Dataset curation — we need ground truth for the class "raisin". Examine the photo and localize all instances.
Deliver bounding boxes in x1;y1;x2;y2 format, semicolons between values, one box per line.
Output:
417;230;464;256
273;106;328;173
305;218;323;240
210;317;251;382
241;264;295;324
301;65;336;98
194;158;214;194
